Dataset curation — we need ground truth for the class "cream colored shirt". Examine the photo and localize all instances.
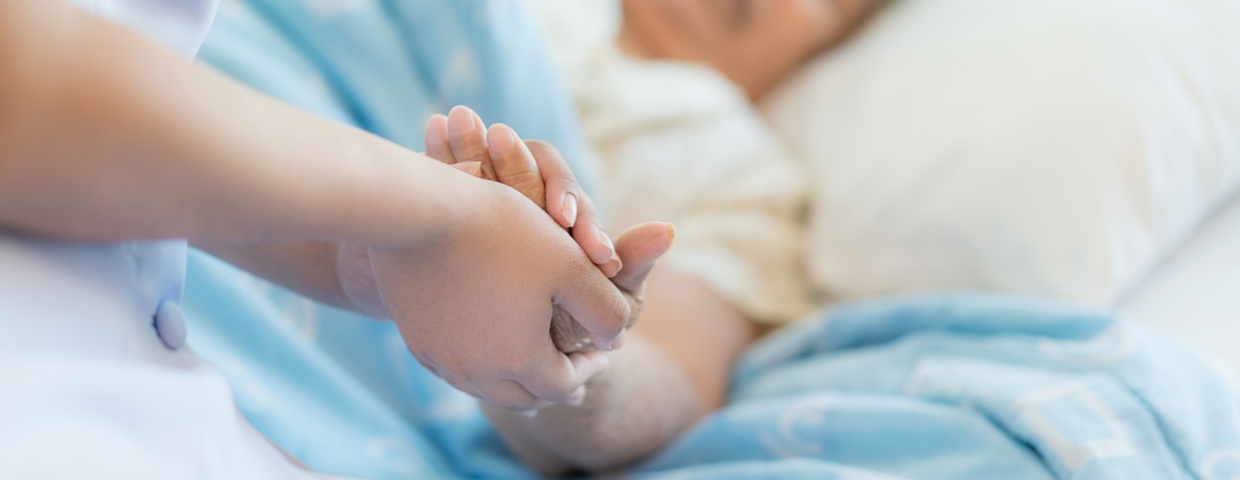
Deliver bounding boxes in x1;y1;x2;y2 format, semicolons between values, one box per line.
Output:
527;0;814;325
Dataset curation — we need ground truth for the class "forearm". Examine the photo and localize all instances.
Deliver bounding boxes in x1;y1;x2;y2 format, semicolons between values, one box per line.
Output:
0;1;461;246
192;240;357;311
483;268;758;474
483;334;704;474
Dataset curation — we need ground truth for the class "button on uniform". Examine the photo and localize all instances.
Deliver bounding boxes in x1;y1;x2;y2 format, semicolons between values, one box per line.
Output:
153;300;188;351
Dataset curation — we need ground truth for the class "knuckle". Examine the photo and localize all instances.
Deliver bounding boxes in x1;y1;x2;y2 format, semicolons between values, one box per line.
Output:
553;170;578;190
505;168;543;187
549;171;581;195
460;146;489;162
450;136;489;158
532;377;576;402
498;352;537;378
522;140;579;186
435;353;479;381
508;178;547;204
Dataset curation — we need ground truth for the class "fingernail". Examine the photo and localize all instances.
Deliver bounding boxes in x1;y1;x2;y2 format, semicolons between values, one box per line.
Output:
609;329;627;350
455;161;483;177
473;111;486;131
561;192;578;228
426;114;448;139
598;227;615;259
490;124;517;151
565;386;587;407
597;227;622;276
449;106;475;133
601;254;622;279
518;409;538;418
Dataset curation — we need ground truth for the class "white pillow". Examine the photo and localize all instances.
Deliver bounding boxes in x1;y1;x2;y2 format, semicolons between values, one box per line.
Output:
762;0;1240;305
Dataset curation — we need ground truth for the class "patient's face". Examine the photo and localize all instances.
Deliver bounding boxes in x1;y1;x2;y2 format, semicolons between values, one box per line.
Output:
620;0;873;99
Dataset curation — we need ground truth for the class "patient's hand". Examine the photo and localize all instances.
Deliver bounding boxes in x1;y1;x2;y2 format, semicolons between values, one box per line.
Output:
425;106;673;354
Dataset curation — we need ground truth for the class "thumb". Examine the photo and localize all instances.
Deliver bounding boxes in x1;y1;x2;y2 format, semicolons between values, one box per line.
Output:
611;222;675;293
555;262;632;352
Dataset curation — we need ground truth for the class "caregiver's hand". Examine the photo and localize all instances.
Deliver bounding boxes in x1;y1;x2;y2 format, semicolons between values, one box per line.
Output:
368;179;627;411
426;107;623;278
423;106;674;353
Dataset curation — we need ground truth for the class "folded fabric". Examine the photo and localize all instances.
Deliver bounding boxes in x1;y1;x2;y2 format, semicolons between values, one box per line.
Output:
633;293;1240;479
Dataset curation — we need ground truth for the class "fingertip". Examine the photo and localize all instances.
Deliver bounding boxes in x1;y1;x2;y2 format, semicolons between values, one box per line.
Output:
587;309;629;350
487;123;519;152
573;224;615;266
472;109;486;131
426;113;449;132
563;386;587;407
448;105;476;134
657;223;676;256
561;269;630;353
600;257;622;278
598;228;619;267
610;222;676;291
647;222;677;258
585;331;617;355
610;329;627;350
425;114;453;163
589;329;627;352
570;350;611;377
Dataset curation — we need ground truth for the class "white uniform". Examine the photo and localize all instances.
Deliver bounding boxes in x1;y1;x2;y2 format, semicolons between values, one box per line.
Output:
0;1;311;478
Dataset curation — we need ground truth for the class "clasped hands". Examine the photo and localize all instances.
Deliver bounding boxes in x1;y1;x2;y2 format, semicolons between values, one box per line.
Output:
335;106;673;413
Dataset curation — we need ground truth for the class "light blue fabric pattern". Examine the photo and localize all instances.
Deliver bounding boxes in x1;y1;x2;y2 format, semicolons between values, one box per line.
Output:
632;293;1240;479
181;1;1240;479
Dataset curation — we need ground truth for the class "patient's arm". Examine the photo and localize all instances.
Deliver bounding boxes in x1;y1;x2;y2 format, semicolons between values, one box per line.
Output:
485;266;757;473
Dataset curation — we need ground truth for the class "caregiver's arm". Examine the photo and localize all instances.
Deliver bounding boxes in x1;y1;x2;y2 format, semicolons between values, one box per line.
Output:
0;0;455;244
0;0;629;410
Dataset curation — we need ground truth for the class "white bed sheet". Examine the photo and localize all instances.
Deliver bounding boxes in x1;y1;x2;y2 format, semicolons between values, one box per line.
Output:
1119;191;1240;386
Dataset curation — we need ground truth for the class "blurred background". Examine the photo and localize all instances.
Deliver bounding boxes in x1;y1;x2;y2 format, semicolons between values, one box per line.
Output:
522;0;1240;381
